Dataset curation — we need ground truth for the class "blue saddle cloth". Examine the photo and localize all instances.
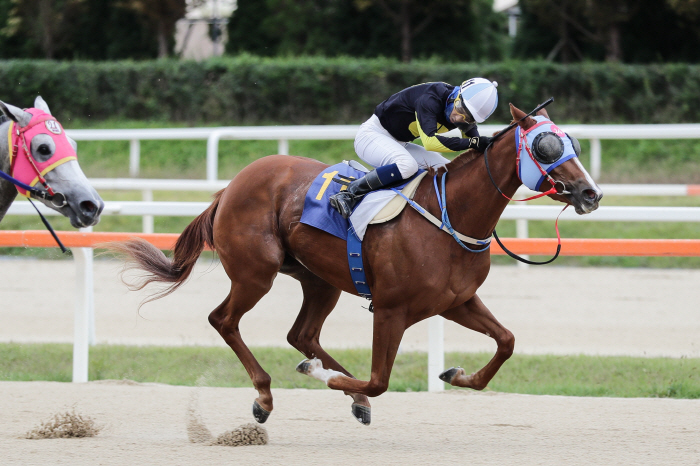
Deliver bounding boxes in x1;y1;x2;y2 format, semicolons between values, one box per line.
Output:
300;162;414;239
300;162;417;300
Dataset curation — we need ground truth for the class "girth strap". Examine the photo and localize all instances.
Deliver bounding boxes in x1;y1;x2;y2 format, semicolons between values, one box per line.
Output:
347;226;372;299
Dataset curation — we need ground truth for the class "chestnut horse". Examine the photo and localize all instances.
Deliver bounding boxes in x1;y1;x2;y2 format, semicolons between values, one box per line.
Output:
109;104;602;426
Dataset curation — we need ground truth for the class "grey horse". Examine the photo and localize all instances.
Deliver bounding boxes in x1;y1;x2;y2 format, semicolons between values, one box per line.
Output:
0;96;104;228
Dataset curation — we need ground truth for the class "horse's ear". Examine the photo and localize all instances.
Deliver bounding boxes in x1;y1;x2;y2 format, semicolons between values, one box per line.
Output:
34;96;52;115
536;107;550;119
0;100;32;127
509;103;526;120
67;136;78;152
510;103;536;129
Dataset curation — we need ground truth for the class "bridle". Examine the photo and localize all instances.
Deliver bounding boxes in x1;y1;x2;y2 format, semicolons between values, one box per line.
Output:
483;98;575;265
0;108;76;252
4;110;74;207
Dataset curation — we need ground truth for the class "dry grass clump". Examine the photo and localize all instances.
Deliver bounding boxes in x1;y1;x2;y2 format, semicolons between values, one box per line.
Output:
212;423;268;447
26;410;101;439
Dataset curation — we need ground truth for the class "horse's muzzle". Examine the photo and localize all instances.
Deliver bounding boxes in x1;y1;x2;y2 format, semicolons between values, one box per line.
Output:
568;179;603;214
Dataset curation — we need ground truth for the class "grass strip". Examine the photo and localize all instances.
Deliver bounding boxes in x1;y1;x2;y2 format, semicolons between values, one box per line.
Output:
1;343;698;399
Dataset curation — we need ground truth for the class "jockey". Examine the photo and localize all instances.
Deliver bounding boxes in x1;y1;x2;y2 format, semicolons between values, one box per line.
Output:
330;78;499;218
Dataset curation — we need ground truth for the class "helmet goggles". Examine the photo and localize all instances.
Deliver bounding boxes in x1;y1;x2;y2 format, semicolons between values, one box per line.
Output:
453;95;476;124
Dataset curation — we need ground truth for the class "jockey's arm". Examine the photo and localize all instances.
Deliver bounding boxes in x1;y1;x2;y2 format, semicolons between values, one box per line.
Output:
414;95;478;153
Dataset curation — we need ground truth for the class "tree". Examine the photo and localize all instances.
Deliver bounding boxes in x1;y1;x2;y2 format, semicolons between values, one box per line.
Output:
666;0;700;18
516;0;700;63
355;0;471;63
226;0;506;62
118;0;188;58
585;0;638;62
2;0;86;58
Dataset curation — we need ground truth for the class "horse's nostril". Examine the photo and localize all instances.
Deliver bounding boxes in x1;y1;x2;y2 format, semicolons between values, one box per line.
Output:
80;200;98;216
583;189;598;202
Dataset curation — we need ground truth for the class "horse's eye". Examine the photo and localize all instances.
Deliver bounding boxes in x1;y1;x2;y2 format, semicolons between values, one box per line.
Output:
37;144;52;156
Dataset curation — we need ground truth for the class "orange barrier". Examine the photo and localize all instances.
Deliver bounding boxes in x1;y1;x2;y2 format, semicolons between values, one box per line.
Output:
0;230;183;250
1;230;699;256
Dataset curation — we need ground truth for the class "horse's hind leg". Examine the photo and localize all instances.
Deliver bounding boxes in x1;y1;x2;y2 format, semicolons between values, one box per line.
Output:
438;294;515;390
209;278;278;424
285;268;372;425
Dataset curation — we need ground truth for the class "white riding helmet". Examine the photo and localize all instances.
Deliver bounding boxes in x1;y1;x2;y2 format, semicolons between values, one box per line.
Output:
456;78;499;123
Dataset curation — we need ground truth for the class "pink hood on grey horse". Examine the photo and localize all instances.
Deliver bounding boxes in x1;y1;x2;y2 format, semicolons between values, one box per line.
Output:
8;108;77;197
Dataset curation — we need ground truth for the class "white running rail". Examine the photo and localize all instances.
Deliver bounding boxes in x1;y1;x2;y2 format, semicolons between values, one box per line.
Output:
66;123;700;181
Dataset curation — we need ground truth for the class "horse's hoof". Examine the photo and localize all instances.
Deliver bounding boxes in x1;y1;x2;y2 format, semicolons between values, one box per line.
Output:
296;359;312;375
252;400;271;424
351;403;371;426
439;367;461;384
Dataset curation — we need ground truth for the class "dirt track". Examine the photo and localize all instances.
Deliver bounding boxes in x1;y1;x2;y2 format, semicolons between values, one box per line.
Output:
2;259;700;465
2;381;699;466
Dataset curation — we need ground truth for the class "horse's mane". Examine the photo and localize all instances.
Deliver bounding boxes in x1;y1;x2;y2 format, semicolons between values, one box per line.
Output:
428;120;526;176
438;149;482;175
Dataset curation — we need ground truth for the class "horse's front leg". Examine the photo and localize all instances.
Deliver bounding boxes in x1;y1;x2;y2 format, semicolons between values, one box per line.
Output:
438;294;515;390
296;306;406;399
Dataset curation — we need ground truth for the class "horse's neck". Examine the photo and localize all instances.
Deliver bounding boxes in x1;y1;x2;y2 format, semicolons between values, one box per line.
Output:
0;120;18;222
445;140;521;240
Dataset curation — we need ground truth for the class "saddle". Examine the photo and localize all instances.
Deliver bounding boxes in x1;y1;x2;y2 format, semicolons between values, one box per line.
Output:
369;171;427;224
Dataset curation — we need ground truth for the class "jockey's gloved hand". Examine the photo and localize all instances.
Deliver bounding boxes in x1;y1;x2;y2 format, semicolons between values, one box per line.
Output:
468;136;492;152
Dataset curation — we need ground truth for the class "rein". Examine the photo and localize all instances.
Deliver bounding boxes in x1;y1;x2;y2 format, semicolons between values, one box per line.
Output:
482;100;571;266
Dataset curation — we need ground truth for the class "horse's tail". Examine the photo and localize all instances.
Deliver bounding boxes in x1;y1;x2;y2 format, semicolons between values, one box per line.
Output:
105;189;224;304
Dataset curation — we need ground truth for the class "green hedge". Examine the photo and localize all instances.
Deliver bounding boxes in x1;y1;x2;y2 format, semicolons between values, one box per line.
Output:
1;56;699;124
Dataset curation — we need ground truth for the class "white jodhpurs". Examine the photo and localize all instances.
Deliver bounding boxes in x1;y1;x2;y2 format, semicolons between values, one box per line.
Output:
354;114;450;179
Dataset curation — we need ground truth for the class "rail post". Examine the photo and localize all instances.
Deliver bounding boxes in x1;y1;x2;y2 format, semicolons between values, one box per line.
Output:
428;316;445;392
590;138;601;180
71;226;94;383
206;131;223;181
129;139;140;178
142;189;154;233
278;139;289;155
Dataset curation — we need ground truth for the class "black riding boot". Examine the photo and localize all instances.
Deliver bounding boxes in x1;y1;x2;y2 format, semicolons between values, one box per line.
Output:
329;163;402;218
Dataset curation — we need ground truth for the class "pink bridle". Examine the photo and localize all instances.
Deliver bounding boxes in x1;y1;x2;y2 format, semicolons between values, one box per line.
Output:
8;108;77;201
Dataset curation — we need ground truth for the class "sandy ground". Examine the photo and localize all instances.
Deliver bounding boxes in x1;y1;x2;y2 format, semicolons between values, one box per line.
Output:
0;381;698;466
2;259;700;465
1;258;699;357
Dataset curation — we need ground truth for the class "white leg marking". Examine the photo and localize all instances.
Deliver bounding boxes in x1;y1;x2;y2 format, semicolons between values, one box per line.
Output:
307;358;344;385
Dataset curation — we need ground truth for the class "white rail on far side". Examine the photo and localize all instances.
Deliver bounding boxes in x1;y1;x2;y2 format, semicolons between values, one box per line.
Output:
66;123;700;181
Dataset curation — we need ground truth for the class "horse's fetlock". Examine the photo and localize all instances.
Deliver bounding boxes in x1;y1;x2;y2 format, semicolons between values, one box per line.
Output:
252;374;272;390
